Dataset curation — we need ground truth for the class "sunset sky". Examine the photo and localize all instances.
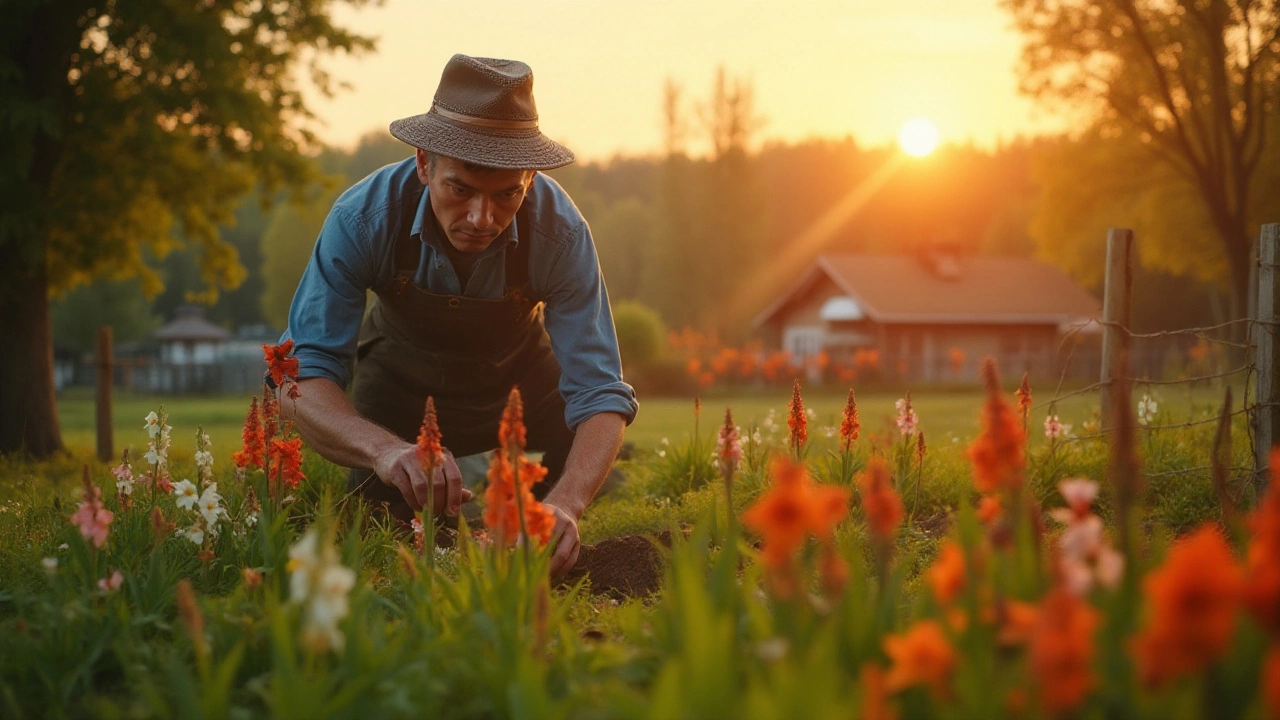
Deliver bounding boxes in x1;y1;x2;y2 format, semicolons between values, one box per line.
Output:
305;0;1063;162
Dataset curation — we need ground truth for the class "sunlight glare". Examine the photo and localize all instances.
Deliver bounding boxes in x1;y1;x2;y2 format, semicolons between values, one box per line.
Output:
898;117;939;157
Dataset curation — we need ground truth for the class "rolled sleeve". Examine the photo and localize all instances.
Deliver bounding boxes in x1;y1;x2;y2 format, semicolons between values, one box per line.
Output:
540;220;638;430
282;208;377;389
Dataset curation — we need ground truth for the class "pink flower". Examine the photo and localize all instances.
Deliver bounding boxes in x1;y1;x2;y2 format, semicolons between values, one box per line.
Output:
895;396;919;437
411;517;425;553
98;570;123;594
70;483;113;549
1044;414;1064;440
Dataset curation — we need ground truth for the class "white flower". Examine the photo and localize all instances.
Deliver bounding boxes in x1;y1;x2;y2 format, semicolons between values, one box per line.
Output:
288;528;357;654
42;557;58;574
244;511;259;528
116;478;134;497
144;411;161;438
197;484;226;526
173;479;199;510
1044;414;1064;439
660;437;670;446
805;408;817;420
194;450;213;470
1137;395;1158;425
182;524;205;545
144;446;161;466
58;543;69;551
656;450;666;458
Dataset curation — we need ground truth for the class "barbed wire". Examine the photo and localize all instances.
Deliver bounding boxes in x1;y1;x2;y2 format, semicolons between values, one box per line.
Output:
1128;365;1254;386
1096;317;1253;339
1145;465;1254;479
1048;406;1254;445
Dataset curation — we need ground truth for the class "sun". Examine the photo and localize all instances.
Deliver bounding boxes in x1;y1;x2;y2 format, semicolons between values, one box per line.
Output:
898;117;939;157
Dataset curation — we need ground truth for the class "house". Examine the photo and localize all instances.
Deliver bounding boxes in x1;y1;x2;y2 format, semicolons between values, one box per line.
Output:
153;305;231;365
752;254;1101;382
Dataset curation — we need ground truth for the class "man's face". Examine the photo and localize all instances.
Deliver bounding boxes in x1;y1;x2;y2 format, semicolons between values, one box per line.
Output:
416;150;532;254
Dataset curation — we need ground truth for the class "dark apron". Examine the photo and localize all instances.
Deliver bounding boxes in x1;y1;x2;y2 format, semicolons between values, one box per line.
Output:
347;184;574;522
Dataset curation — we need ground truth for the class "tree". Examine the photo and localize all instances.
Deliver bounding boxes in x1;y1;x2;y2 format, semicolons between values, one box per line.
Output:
1002;0;1280;326
0;0;372;456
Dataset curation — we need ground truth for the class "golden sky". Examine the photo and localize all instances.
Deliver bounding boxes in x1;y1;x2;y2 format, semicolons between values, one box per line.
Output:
305;0;1062;161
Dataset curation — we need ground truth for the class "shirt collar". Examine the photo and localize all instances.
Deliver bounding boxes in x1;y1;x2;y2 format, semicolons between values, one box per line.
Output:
411;185;521;252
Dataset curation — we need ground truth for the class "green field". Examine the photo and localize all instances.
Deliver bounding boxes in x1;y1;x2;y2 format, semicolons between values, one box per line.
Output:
56;379;1246;459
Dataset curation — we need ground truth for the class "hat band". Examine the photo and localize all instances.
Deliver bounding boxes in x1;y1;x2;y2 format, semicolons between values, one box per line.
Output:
431;106;539;131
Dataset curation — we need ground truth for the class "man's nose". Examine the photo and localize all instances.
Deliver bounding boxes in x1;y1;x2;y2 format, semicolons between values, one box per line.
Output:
468;196;494;229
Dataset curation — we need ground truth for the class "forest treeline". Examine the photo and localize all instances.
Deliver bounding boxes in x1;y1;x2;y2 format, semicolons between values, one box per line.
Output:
51;74;1251;356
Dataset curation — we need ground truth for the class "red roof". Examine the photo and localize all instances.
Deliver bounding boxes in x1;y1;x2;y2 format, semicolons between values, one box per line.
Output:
755;255;1101;326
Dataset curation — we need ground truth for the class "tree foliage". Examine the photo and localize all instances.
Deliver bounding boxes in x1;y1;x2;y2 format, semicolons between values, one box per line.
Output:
1002;0;1280;319
0;0;372;456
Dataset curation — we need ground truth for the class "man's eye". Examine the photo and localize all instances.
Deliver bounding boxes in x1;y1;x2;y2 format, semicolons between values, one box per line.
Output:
450;185;468;197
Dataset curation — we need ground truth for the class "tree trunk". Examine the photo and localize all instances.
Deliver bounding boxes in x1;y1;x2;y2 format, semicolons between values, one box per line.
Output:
0;239;62;457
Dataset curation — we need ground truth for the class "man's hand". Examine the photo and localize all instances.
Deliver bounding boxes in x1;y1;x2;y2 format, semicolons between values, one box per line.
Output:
373;445;471;516
545;503;581;579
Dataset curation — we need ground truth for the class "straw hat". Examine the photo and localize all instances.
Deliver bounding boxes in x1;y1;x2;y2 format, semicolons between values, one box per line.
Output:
389;54;575;171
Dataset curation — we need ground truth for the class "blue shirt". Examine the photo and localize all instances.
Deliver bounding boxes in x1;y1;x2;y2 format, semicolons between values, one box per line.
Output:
281;157;637;430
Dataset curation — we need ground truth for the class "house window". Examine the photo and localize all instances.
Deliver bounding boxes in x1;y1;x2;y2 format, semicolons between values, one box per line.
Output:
784;326;824;358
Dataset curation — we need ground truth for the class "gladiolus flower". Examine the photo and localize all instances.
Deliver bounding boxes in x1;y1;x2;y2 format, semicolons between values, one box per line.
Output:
968;360;1025;494
70;470;113;549
894;395;919;437
98;570;124;594
484;388;555;547
233;397;265;472
1245;449;1280;636
268;436;305;493
839;389;860;452
977;495;1002;525
242;567;263;589
417;396;444;476
926;541;966;606
1044;414;1064;440
715;408;742;481
883;621;956;696
1030;588;1099;713
1130;525;1244;686
859;664;898;720
787;379;808;453
742;459;819;569
173;479;199;510
288;529;357;654
1015;372;1031;424
858;456;903;540
264;339;300;387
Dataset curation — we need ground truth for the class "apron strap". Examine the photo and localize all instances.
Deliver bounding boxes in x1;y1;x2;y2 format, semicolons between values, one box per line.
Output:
391;180;535;295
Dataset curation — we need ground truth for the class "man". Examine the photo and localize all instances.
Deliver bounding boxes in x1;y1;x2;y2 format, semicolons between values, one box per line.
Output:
278;54;637;577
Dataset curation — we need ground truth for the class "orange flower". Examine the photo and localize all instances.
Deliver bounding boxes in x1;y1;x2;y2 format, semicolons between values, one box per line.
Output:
261;388;279;445
1130;525;1244;686
267;436;305;493
263;339;300;387
883;621;956;696
859;456;903;540
417;397;444;476
742;471;816;569
232;396;264;472
1015;371;1031;423
926;541;966;606
839;388;860;451
498;387;527;456
948;347;965;374
484;389;554;547
859;664;899;720
968;360;1025;494
810;484;851;541
976;495;1002;525
787;378;808;454
1030;588;1099;713
1264;644;1280;719
1245;448;1280;636
997;599;1040;647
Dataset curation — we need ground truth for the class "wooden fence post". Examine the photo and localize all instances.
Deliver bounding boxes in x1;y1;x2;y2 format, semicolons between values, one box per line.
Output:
95;326;113;463
1255;224;1280;496
1100;228;1134;431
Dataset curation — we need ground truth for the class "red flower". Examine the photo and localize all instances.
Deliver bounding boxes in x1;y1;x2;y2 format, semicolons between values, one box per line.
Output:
232;396;264;472
859;456;903;540
968;360;1025;494
417;397;444;476
268;436;305;494
484;388;554;547
787;379;808;454
839;388;860;452
263;339;300;387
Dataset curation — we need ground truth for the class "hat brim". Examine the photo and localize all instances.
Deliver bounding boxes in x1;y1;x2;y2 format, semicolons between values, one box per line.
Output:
389;112;575;171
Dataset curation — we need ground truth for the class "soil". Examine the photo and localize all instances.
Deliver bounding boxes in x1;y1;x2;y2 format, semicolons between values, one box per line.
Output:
562;532;671;599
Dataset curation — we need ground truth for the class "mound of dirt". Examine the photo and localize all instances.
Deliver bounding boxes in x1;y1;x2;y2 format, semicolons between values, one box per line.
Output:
563;533;669;599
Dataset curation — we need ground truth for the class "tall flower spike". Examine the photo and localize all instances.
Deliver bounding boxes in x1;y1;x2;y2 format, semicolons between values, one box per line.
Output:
968;359;1026;494
70;465;113;549
859;456;903;540
1015;371;1032;431
417;397;444;476
498;387;527;457
716;408;742;501
233;396;264;472
839;388;860;452
787;378;808;455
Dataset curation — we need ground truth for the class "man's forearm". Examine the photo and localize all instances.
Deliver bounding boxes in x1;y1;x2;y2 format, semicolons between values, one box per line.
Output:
543;412;627;518
279;377;405;470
